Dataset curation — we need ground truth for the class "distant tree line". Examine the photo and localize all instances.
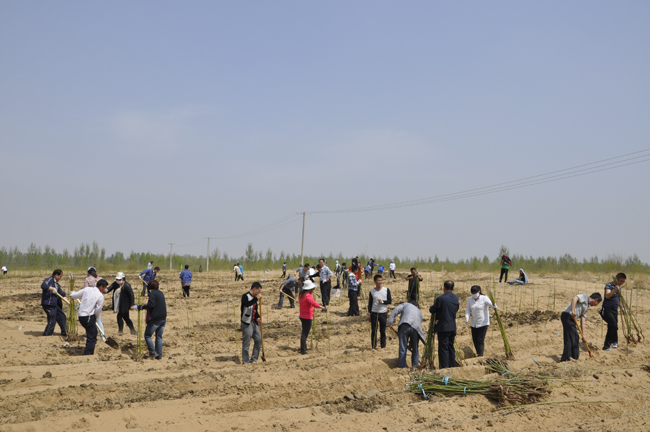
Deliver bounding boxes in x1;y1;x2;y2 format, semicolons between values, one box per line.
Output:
0;242;647;275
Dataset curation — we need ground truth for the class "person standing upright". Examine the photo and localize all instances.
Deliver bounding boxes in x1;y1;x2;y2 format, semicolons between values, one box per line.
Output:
41;269;67;337
240;282;263;364
132;280;167;359
368;274;392;349
602;273;626;351
465;285;497;357
429;280;459;369
406;268;422;302
281;262;287;279
139;266;159;297
389;260;396;279
106;272;136;334
84;266;100;287
334;260;342;288
83;266;105;334
317;258;333;310
147;261;153;270
499;255;512;284
70;279;107;355
179;265;192;297
234;263;243;281
298;280;327;354
347;264;362;316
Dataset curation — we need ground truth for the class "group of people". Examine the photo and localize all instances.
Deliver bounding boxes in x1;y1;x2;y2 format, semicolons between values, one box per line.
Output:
40;265;170;360
38;259;628;370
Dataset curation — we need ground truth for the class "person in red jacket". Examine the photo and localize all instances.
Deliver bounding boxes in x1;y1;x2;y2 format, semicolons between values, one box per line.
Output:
298;280;327;355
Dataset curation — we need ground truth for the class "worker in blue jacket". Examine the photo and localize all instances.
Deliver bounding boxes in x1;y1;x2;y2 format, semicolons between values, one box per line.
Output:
139;266;159;297
179;265;192;297
41;269;67;336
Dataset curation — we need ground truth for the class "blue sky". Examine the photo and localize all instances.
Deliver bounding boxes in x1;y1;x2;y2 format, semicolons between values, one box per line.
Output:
1;1;649;262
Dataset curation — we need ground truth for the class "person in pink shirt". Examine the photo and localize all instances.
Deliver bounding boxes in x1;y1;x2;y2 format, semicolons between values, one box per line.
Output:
298;280;327;355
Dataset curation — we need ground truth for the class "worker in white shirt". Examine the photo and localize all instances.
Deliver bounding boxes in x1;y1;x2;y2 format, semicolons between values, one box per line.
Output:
70;279;107;355
389;260;396;279
464;285;497;357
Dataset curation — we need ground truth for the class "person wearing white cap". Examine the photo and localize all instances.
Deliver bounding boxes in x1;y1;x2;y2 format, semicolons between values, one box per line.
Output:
84;266;100;288
106;272;136;334
298;280;327;355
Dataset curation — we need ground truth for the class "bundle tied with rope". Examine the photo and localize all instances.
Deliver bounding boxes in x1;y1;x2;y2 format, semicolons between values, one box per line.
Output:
407;368;549;406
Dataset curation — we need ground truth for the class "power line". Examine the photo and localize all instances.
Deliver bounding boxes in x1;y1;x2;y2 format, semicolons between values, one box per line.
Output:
309;148;650;214
209;214;302;240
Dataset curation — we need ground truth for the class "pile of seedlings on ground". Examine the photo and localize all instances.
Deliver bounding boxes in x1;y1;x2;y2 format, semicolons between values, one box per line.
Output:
500;310;560;325
407;362;550;406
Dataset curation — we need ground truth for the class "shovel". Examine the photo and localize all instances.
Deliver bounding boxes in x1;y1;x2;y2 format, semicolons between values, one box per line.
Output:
259;297;266;362
573;315;594;358
53;290;119;350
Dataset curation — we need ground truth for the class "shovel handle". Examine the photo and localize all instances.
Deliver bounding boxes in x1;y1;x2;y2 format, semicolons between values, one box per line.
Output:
52;290;70;305
573;315;594;358
388;325;411;352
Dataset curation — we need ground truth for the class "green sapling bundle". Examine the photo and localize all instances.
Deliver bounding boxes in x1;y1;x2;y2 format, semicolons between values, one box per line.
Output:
485;285;514;360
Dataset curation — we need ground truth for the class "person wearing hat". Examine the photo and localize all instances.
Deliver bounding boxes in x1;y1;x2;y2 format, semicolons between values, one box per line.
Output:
106;272;136;334
298;280;327;354
84;266;100;288
180;265;192;297
70;278;107;355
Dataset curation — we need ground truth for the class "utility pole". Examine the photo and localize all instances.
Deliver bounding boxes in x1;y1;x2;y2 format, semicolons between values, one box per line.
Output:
168;243;174;270
297;212;311;266
206;237;213;272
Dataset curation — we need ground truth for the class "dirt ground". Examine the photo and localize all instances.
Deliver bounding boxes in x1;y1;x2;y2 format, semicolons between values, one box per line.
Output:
0;269;649;432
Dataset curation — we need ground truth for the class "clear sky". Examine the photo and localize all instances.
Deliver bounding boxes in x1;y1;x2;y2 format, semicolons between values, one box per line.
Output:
1;1;649;263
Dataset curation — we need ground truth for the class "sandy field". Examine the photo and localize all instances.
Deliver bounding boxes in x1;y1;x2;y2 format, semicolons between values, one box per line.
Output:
0;269;649;432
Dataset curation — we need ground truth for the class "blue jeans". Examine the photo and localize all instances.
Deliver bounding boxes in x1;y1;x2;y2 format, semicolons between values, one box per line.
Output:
144;319;166;357
397;323;420;368
508;280;525;285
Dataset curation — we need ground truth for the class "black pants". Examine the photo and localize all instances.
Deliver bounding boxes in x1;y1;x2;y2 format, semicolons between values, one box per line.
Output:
499;268;508;283
347;289;360;316
602;307;618;348
235;274;244;281
182;285;190;297
471;325;488;356
117;311;135;333
560;312;579;361
389;270;396;279
437;330;456;369
281;270;286;278
320;281;331;307
370;312;387;348
141;282;148;297
43;306;67;336
79;315;98;355
300;317;312;354
278;288;295;309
